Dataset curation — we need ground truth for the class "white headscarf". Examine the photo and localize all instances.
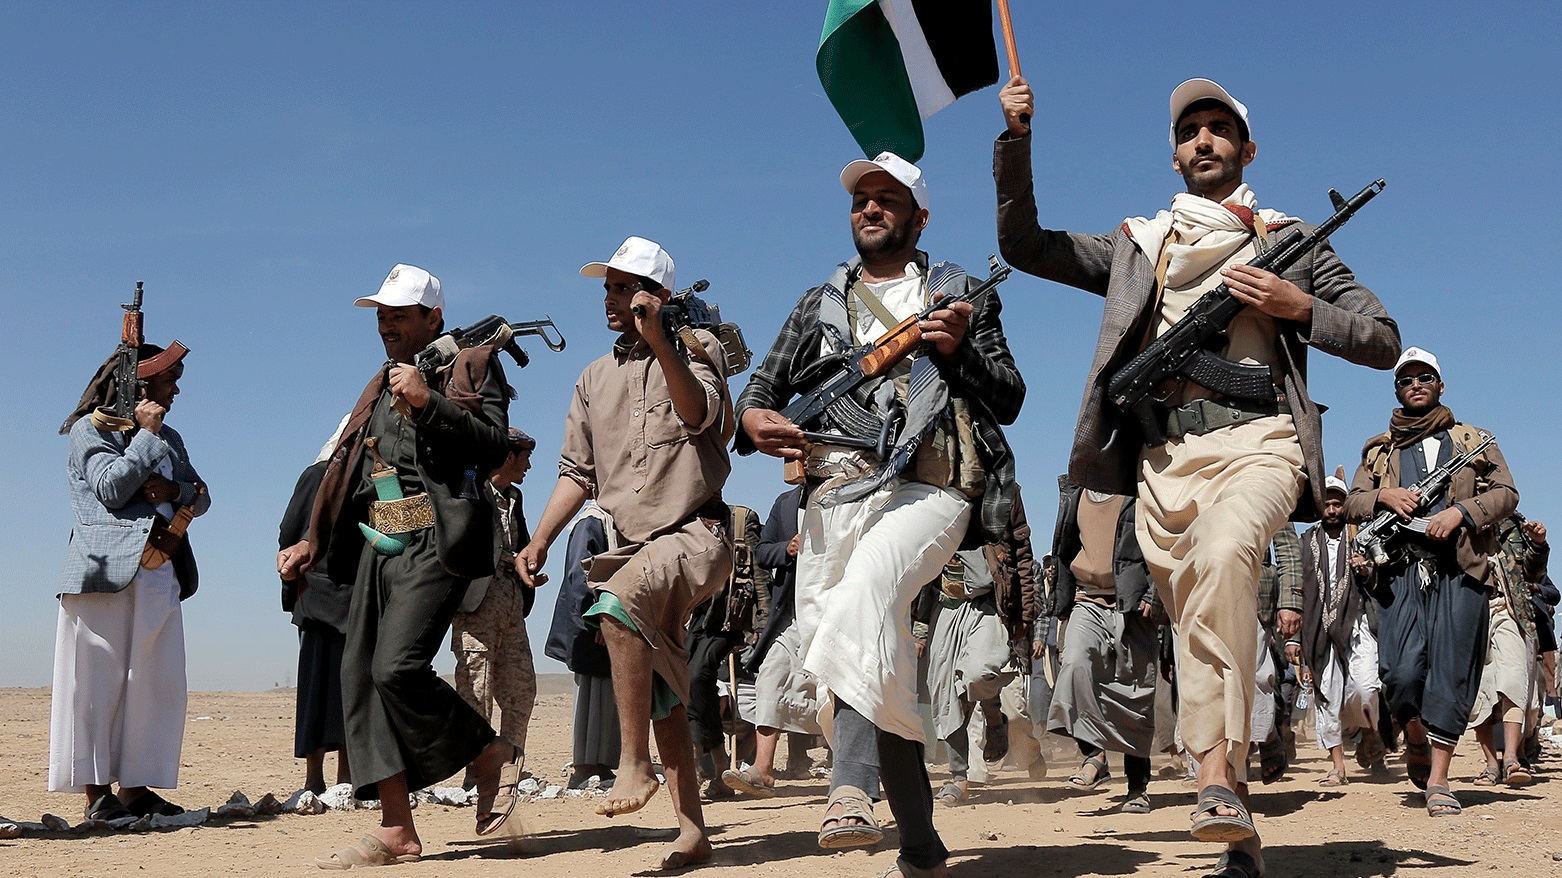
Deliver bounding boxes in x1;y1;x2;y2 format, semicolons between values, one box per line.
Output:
1124;184;1297;288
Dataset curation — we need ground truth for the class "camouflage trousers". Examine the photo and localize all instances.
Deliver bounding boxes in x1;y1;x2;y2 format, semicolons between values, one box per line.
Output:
450;575;536;754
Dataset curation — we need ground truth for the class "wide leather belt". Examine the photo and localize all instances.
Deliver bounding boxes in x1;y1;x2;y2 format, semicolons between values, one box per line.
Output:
1163;396;1290;441
803;444;878;481
369;492;435;534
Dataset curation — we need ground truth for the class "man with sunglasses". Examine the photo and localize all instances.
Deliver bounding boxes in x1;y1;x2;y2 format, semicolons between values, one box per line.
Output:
1346;346;1518;818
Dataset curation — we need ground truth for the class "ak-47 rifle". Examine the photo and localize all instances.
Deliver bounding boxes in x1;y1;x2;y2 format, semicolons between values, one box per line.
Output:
778;255;1012;445
1352;430;1497;567
90;282;146;432
391;315;567;416
1106;180;1386;446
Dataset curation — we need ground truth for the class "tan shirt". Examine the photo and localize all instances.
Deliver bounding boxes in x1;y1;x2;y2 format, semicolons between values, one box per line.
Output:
1071;490;1124;599
1158;237;1281;405
559;328;732;544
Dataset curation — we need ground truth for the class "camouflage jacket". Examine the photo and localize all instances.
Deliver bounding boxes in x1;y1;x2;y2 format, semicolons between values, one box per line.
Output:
1492;516;1550;643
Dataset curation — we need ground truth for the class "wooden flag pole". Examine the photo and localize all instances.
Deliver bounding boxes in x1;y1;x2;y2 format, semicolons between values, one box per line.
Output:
996;0;1022;78
727;650;740;772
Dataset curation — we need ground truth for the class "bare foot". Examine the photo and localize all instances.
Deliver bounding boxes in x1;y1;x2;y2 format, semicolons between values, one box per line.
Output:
597;767;660;817
657;831;712;870
370;825;422;859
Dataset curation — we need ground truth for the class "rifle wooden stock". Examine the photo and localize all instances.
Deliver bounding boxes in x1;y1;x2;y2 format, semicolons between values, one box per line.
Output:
860;316;922;377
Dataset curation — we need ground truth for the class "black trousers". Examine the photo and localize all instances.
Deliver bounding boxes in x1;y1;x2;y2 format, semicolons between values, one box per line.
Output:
685;629;737;751
1377;563;1490;743
341;530;496;799
833;699;947;869
295;622;346;758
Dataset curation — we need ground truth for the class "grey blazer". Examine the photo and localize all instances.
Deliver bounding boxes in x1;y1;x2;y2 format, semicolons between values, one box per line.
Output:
61;417;210;599
994;132;1401;518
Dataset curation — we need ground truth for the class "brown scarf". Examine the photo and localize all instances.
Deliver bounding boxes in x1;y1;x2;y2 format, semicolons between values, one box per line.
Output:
305;347;497;555
1387;404;1455;449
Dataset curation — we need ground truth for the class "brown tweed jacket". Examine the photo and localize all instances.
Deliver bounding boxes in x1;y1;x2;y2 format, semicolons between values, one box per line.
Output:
994;132;1401;519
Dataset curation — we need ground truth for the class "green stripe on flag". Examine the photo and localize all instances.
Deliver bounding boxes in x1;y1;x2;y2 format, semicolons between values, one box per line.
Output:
817;0;925;162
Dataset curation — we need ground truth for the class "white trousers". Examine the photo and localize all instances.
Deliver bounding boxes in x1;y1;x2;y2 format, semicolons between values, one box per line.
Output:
49;563;187;793
1315;614;1381;751
797;477;969;743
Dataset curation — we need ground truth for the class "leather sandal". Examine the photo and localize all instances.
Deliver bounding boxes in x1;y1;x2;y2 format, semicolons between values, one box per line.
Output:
1404;740;1432;791
817;785;883;849
476;751;524;836
933;781;967;807
1202;848;1263;878
1120;790;1151;813
1424;784;1461;817
1065;755;1110;791
315;836;421;869
123;791;184;818
1189;783;1256;842
84;794;135;822
722;767;777;798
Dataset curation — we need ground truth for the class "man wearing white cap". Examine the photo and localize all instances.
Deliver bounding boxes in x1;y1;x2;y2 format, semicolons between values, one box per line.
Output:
1346;346;1518;817
517;236;733;869
277;264;519;867
993;77;1399;876
737;153;1024;878
1289;469;1384;786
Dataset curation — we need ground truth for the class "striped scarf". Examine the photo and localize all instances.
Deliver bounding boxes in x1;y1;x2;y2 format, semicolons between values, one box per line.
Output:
812;259;969;507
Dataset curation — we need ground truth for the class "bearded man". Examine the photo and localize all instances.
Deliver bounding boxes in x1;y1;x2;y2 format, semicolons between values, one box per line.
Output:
995;77;1399;878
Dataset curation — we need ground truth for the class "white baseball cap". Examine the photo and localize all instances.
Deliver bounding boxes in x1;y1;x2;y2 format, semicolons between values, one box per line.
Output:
355;263;444;310
579;236;676;292
840;151;929;212
1394;346;1441;377
1169;78;1251;147
1324;473;1349;496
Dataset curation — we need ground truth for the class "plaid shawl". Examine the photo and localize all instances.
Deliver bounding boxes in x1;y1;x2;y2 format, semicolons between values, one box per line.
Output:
736;252;1024;543
814;260;964;506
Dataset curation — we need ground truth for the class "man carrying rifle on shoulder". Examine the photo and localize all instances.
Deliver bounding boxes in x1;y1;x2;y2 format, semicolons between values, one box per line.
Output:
277;264;518;868
994;77;1399;878
738;153;1024;878
516;236;734;870
1345;347;1518;818
53;296;207;823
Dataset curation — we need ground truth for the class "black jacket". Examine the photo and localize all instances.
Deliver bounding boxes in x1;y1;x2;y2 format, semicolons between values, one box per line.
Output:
1049;476;1154;618
746;486;803;672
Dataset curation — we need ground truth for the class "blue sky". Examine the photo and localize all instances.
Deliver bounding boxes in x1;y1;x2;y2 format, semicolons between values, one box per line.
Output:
3;2;1557;690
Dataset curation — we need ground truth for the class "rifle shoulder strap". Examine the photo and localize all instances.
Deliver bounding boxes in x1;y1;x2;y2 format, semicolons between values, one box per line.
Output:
848;279;907;339
1362;433;1393;482
1449;423;1480;454
677;327;736;445
1449;423;1495;493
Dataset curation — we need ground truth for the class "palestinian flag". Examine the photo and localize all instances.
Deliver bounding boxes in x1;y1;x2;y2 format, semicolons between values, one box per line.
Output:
817;0;1000;162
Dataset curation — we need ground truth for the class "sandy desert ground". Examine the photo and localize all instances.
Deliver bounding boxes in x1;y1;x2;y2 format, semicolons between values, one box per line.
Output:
3;677;1559;878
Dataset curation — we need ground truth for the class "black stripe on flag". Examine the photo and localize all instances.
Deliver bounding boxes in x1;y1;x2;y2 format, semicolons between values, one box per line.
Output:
910;0;1000;98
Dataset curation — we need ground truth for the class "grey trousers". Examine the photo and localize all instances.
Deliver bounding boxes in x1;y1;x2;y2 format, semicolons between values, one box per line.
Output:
831;699;947;869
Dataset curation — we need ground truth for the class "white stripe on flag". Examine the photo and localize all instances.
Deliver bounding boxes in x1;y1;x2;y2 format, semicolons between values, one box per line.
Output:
878;0;956;121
